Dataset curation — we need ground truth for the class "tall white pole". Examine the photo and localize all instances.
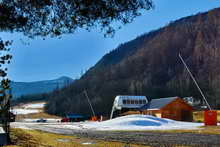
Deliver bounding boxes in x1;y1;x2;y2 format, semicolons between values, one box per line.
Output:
179;53;212;110
84;90;96;117
110;105;115;120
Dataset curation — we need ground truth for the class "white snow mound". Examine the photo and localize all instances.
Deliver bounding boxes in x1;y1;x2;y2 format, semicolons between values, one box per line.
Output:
101;115;171;126
11;115;203;131
82;115;202;131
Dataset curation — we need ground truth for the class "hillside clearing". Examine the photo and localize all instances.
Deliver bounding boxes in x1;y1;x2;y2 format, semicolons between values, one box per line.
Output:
11;102;61;121
11;102;46;115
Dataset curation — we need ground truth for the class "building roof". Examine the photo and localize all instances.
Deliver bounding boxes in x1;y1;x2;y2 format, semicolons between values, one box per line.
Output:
66;114;85;119
140;97;179;110
115;95;147;100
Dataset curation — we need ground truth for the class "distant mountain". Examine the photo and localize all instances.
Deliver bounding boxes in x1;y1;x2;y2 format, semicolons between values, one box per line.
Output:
11;76;74;98
46;8;220;116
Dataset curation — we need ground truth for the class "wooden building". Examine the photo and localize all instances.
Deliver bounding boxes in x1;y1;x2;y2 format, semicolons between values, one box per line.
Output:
140;97;193;121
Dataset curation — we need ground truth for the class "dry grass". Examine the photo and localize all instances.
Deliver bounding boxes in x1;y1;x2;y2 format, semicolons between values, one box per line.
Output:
198;125;220;134
6;128;151;147
193;111;204;122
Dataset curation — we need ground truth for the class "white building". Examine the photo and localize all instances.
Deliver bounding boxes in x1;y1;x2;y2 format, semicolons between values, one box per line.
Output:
110;95;148;119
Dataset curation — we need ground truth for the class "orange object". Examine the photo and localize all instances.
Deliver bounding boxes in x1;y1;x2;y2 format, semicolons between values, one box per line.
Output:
91;116;98;121
204;110;217;126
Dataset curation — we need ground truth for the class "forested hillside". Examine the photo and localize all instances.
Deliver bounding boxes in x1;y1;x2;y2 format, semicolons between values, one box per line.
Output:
46;8;220;116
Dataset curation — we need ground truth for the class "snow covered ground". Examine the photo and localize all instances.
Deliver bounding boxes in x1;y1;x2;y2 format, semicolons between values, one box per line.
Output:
83;115;203;130
11;115;204;131
48;115;203;131
11;102;45;115
11;109;41;115
23;102;46;109
0;127;5;133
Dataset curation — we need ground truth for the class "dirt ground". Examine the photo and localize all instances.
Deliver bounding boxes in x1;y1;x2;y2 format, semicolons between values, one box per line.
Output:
71;130;220;147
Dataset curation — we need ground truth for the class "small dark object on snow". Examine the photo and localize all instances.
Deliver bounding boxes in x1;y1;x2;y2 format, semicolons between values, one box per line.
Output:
36;118;47;123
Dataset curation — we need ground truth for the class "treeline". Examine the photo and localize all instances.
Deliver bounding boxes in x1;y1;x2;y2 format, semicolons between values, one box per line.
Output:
45;8;220;117
12;93;49;106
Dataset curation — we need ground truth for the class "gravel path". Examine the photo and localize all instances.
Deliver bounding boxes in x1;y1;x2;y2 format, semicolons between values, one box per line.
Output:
11;122;220;147
70;130;220;147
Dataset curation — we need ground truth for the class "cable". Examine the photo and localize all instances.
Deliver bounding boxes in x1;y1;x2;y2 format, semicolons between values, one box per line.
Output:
179;53;211;110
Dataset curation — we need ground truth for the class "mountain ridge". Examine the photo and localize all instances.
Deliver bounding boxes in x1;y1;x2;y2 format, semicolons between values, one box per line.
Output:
46;8;220;116
11;76;74;98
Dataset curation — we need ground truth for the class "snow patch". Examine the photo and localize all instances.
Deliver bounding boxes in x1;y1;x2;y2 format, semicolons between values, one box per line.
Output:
81;142;94;145
57;139;70;143
23;102;46;109
81;115;202;131
0;127;5;134
11;109;41;115
11;102;46;115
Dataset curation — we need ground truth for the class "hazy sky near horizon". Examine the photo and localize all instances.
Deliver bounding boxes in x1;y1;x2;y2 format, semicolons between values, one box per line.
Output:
1;0;219;82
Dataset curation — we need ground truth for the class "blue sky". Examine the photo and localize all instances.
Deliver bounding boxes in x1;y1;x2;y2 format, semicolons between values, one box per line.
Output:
1;0;219;82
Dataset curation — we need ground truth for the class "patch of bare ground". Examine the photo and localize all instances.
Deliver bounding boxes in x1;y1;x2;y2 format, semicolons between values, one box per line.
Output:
72;130;220;147
15;112;61;121
44;124;218;147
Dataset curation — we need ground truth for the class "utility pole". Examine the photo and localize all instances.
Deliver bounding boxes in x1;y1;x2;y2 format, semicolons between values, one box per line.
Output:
179;53;211;110
83;90;96;117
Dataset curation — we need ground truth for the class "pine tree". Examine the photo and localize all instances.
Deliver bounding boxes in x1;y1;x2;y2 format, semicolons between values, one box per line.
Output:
0;38;12;143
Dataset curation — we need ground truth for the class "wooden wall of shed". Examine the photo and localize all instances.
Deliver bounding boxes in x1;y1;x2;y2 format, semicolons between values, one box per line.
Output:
120;110;141;116
143;110;161;117
161;98;193;121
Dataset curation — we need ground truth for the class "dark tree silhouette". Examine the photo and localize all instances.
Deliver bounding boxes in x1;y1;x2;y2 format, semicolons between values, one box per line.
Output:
0;0;153;37
0;39;12;142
